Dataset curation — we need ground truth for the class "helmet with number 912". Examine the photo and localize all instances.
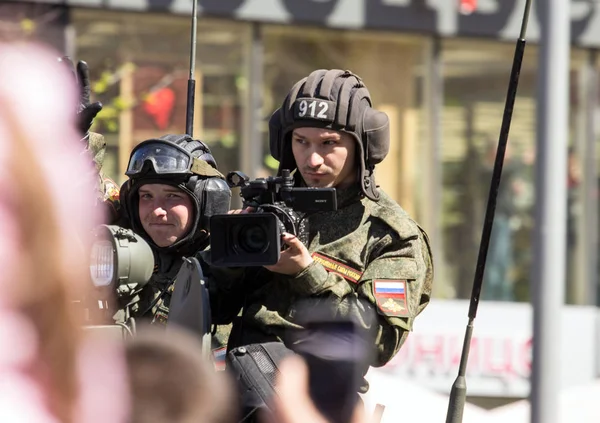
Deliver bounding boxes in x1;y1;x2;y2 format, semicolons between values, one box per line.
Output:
268;69;390;201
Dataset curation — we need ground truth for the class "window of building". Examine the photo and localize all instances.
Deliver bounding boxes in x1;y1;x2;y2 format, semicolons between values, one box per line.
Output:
71;9;250;185
0;3;66;49
440;39;592;304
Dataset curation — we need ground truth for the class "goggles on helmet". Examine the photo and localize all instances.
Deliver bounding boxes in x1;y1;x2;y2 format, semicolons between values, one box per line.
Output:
126;141;193;177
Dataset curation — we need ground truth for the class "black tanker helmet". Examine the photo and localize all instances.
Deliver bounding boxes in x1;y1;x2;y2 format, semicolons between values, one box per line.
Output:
120;134;230;253
268;69;390;201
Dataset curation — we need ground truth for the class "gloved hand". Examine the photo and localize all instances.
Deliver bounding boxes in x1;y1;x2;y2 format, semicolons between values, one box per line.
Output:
59;57;107;195
58;56;103;135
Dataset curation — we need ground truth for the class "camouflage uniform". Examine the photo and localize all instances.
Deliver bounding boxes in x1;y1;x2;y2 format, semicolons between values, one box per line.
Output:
133;256;186;325
86;132;121;222
86;136;214;342
75;58;233;358
203;185;433;369
113;134;231;361
203;70;434;389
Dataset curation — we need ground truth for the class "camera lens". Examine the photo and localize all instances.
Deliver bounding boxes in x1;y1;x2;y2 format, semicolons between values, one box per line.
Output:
237;224;269;253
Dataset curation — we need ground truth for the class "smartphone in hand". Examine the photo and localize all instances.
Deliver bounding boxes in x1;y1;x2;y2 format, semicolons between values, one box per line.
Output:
287;299;376;423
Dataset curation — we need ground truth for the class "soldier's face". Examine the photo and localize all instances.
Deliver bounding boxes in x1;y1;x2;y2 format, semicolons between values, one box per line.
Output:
291;127;357;188
138;184;194;247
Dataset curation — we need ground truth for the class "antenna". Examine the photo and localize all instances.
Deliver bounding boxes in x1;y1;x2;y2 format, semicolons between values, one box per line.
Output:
445;1;533;422
185;0;199;137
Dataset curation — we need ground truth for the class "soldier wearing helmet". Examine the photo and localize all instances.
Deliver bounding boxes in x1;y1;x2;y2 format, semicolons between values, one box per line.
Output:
116;134;231;325
68;56;233;356
204;70;434;380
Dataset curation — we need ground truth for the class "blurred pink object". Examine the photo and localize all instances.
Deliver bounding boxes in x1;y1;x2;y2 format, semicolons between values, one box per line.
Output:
76;335;132;423
0;42;100;297
0;310;57;423
0;42;130;423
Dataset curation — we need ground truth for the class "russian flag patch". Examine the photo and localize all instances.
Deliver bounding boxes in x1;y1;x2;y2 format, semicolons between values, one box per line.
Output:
213;346;227;371
374;281;406;295
373;280;409;317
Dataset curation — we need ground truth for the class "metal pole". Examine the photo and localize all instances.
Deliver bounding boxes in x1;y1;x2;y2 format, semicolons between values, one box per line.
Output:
240;23;264;180
423;36;444;289
445;1;532;421
249;23;264;178
582;50;598;306
185;0;198;136
532;0;570;422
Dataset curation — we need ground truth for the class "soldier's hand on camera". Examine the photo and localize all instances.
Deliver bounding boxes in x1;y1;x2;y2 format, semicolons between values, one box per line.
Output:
264;233;313;275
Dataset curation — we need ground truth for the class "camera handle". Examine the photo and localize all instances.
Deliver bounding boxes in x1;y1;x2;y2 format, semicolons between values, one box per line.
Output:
226;171;250;188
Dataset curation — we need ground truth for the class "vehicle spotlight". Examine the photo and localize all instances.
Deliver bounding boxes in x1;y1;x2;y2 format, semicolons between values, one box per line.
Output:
89;225;155;292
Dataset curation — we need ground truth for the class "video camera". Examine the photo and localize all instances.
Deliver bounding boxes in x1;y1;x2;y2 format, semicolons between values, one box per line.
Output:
209;169;337;267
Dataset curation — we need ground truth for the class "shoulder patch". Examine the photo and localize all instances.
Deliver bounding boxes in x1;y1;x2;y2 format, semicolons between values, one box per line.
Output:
212;346;227;371
103;177;120;202
373;280;409;317
311;252;363;283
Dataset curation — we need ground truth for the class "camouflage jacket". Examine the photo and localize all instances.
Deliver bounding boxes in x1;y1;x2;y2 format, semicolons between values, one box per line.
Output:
131;251;231;366
202;186;434;368
87;132;120;221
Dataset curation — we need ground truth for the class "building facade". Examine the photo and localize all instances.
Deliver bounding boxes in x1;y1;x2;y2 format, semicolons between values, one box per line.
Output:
3;0;599;401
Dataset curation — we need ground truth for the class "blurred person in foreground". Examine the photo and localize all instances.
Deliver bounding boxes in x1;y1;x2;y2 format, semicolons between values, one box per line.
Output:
125;325;236;423
0;42;130;423
266;355;370;423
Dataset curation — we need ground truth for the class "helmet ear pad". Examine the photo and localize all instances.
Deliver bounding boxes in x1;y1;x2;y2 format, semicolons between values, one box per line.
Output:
360;108;389;201
119;178;146;238
184;175;231;232
362;108;390;168
115;179;134;229
269;109;297;175
269;109;283;163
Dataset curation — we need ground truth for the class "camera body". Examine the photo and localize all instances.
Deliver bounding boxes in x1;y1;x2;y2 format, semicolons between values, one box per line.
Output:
209;169;337;267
